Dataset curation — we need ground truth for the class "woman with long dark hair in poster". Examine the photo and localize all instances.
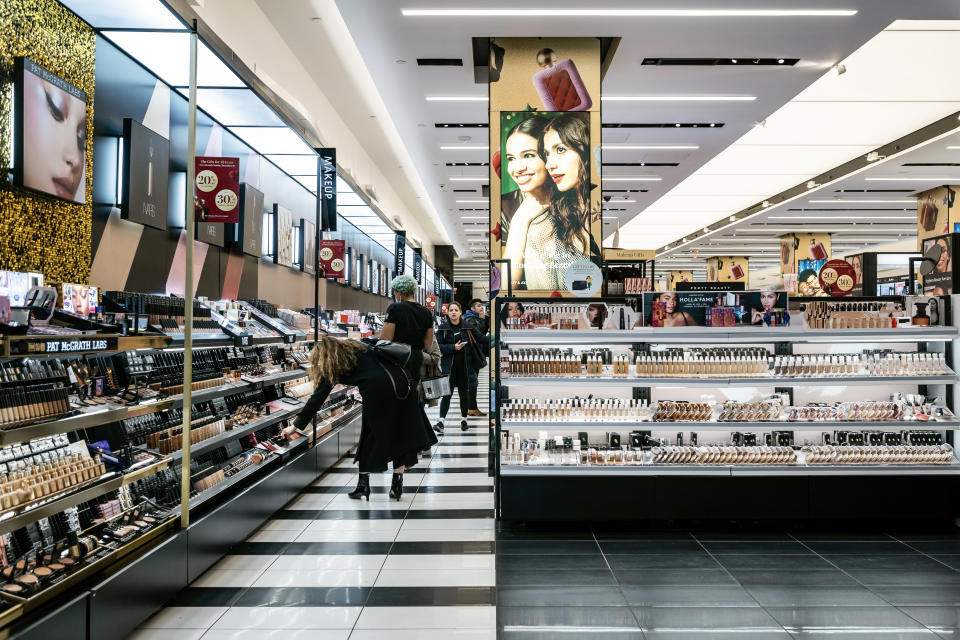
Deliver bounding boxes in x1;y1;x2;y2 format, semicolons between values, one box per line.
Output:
504;113;593;291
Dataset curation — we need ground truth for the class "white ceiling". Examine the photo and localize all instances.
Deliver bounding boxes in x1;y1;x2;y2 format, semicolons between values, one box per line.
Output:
326;0;960;272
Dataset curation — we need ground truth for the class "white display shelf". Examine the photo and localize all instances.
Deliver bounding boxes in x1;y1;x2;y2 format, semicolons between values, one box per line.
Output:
499;327;959;345
500;460;960;477
500;374;957;388
500;419;960;431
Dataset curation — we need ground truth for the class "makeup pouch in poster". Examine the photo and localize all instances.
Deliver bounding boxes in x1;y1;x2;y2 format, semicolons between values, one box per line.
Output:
532;49;592;111
906;296;945;326
922;234;955;295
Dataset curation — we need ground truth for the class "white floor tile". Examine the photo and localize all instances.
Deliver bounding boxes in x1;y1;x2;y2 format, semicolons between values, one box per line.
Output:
303;519;402;532
192;570;264;588
268;555;386;571
245;529;300;543
419;474;492;486
374;569;495;587
211;607;361;630
410;495;494;508
252;569;380;588
199;630;350;640
127;630;206;640
393;529;495;542
257;519;311;532
285;495;336;510
355;606;496;629
209;555;278;572
399;519;494;531
313;474;352;487
321;496;413;511
294;529;398;543
382;554;495;571
424;457;487;468
139;607;228;629
347;631;494;640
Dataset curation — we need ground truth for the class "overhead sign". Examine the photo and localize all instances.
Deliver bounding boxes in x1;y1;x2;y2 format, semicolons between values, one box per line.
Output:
318;239;346;278
194;156;240;223
318;148;337;232
603;248;655;262
413;248;423;284
395;231;406;275
425;294;438;312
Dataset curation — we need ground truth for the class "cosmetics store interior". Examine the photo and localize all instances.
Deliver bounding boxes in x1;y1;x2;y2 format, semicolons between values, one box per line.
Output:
10;0;960;638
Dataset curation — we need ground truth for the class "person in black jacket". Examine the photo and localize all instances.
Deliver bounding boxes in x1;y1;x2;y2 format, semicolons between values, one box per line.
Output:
437;302;483;431
464;299;490;416
287;335;437;501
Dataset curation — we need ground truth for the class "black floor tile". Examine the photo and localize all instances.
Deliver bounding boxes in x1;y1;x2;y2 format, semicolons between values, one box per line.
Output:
787;632;938;640
693;531;795;541
598;540;707;555
497;585;627;607
405;508;494;518
391;541;495;555
870;586;960;606
502;554;609;571
365;586;495;606
593;530;696;541
280;542;393;555
729;568;860;587
228;542;291;555
500;632;643;640
765;605;926;632
166;587;244;607
714;554;835;571
606;554;722;570
414;485;493;493
700;540;812;554
312;509;408;520
232;586;370;607
496;540;600;555
498;567;617;587
614;568;738;587
634;606;783;630
805;540;915;555
431;453;487;458
791;531;895;541
931;556;960;571
827;555;956;572
898;606;960;629
744;585;889;607
302;486;343;494
620;585;758;608
496;528;594;541
270;509;321;519
498;605;641;629
907;541;960;555
644;633;792;640
845;570;960;587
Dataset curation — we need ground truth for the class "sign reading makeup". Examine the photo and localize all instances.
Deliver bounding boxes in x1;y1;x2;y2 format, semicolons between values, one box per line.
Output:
490;38;602;298
194;157;240;224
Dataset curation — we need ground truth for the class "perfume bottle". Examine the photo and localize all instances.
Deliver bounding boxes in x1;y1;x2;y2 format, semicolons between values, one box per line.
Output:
531;48;593;112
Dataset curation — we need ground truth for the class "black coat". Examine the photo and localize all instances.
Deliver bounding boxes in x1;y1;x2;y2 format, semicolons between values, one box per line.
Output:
294;349;437;472
437;318;486;385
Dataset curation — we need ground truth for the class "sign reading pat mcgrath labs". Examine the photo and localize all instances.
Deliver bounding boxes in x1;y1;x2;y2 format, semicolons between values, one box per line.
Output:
121;118;169;230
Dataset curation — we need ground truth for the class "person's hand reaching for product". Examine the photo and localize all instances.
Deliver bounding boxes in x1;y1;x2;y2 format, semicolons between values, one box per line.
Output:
280;424;299;440
454;341;466;351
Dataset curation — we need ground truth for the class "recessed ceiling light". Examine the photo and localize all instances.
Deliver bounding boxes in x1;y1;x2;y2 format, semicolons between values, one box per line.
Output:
601;144;699;150
426;96;488;102
947;145;960;150
808;199;915;204
603;95;755;102
602;177;662;182
449;177;487;181
777;58;785;64
440;145;488;150
865;177;956;181
831;63;847;76
402;9;858;17
455;199;487;203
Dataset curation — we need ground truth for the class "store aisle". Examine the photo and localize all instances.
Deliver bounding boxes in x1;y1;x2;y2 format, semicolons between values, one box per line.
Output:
128;378;494;640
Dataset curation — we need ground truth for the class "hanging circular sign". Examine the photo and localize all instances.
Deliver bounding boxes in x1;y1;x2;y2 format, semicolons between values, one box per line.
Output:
818;259;857;297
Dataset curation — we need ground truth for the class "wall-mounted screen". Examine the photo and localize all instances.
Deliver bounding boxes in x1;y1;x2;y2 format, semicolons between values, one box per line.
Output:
273;204;294;266
301;220;316;274
236;184;264;257
61;283;98;315
121;118;169;230
354;254;363;289
14;57;88;203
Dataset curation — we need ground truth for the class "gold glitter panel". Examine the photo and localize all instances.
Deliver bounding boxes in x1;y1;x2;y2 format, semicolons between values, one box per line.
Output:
0;0;95;284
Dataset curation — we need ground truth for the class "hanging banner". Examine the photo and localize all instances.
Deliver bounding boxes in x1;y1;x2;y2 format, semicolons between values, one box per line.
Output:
394;231;407;275
413;248;423;284
194;156;240;223
318;148;337;232
818;259;857;297
318;239;346;278
434;275;440;295
425;294;438;312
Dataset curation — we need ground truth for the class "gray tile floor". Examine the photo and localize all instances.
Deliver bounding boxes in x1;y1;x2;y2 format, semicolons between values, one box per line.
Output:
496;528;960;639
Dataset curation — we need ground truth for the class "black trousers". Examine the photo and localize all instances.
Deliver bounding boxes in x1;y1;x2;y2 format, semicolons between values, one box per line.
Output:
469;383;479;411
440;377;469;419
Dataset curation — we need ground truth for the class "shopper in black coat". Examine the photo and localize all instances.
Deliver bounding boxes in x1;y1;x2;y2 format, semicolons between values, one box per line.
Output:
288;336;437;501
436;302;484;432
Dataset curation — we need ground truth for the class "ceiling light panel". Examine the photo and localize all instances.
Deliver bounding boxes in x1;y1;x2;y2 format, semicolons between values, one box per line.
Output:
227;127;314;155
266;154;319;176
402;9;858;17
102;31;244;87
61;0;185;28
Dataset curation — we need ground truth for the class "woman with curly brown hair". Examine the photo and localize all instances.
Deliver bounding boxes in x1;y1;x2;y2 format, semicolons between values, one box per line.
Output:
288;334;436;501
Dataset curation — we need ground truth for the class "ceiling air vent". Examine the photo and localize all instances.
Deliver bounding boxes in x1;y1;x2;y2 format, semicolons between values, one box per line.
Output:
417;58;463;66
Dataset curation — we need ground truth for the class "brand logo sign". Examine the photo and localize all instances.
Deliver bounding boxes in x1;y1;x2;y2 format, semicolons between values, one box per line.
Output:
319;149;337;232
395;231;406;275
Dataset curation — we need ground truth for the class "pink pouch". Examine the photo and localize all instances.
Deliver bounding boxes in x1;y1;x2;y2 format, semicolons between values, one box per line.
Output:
532;51;592;112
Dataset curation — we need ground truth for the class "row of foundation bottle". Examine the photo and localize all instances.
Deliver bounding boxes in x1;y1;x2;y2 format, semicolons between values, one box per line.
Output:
772;353;949;377
503;398;648;421
0;453;105;511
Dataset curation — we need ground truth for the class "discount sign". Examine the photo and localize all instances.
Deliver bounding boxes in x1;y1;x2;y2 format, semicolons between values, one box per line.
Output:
318;239;346;278
195;157;240;223
818;259;857;297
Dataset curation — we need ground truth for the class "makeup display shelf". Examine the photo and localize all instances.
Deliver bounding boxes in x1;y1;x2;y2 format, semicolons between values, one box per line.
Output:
494;297;960;523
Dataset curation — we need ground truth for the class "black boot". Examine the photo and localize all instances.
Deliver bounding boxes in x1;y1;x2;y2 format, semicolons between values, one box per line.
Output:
389;473;404;501
433;420;444;435
348;474;370;501
461;419;468;431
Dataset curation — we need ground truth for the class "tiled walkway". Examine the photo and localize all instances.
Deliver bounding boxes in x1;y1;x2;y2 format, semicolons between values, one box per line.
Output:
129;379;494;639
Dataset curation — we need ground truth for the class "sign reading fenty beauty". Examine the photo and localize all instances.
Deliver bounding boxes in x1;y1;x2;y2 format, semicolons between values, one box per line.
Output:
195;157;240;223
490;38;602;297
